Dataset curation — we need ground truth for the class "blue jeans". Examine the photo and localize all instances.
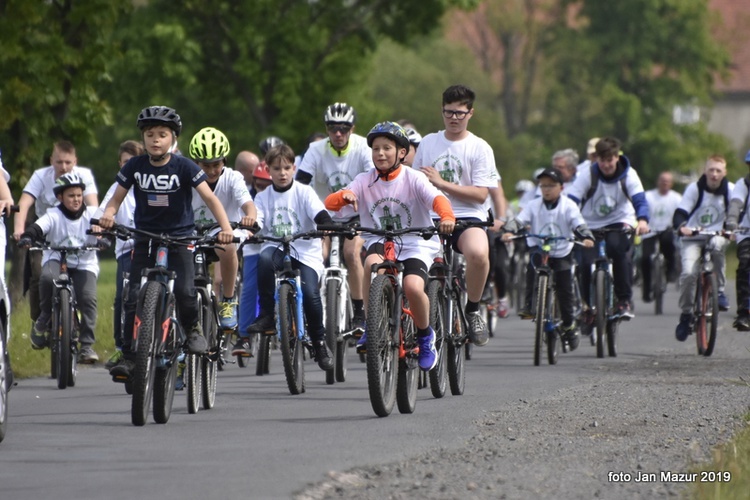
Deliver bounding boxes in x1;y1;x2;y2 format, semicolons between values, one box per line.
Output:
113;252;132;350
239;253;259;337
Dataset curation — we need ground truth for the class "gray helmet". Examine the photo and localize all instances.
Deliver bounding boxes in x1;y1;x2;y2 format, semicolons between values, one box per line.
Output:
137;106;182;136
53;172;86;196
259;136;286;156
366;121;410;151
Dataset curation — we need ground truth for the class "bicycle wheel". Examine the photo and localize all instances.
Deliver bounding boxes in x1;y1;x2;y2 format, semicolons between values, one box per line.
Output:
427;280;447;399
653;254;665;315
698;273;719;356
325;279;339;385
366;275;398;417
56;289;74;390
0;322;8;443
256;334;270;375
533;274;548;367
202;294;219;409
594;270;607;359
131;281;161;427
278;282;305;395
547;285;558;365
152;355;178;424
396;311;418;414
447;295;466;396
607;319;618;357
186;353;201;414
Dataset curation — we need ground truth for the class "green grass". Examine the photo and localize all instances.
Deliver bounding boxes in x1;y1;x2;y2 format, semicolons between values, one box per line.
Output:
693;412;750;499
8;258;117;378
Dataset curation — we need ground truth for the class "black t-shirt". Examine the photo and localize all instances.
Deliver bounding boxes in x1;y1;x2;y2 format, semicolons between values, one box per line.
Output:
116;154;207;235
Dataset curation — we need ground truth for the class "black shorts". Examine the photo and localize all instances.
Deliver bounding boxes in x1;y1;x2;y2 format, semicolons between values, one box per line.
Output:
448;217;486;253
365;243;429;283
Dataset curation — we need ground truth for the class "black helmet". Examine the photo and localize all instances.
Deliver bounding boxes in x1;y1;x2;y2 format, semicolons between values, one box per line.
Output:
53;172;86;196
366;121;410;151
259;136;286;156
136;106;182;136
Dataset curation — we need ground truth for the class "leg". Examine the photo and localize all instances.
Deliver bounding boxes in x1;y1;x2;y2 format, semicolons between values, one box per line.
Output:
216;243;240;329
73;270;99;363
678;241;702;315
456;227;490;304
606;229;634;304
343;235;365;302
170;245;204;353
640;236;656;301
297;260;332;370
28;250;43;322
734;240;750;330
246;247;280;333
402;260;437;371
239;253;259;336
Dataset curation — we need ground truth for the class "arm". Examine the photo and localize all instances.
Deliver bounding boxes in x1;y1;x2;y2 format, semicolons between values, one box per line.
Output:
12;192;36;240
84;193;99;207
240;200;257;228
489;181;507;231
97;184;128;229
0;174;14;216
195;182;233;242
420;166;488;204
325;189;357;212
432;195;455;234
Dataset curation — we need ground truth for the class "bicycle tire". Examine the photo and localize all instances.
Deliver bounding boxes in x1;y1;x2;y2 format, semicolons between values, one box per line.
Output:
336;296;350;383
278;282;305;395
700;272;719;356
131;281;161;427
56;288;74;390
653;254;664;315
152;357;177;424
427;280;447;399
447;296;466;396
396;312;418;414
594;270;607;359
186;353;201;414
366;275;398;417
533;274;547;367
256;334;270;375
607;319;618;357
325;280;339;385
202;293;219;409
0;321;8;443
547;283;558;365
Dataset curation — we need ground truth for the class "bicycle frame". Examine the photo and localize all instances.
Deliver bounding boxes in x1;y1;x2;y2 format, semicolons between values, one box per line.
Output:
322;233;350;337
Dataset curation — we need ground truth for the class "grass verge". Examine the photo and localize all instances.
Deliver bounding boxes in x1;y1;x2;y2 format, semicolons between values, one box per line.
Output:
692;413;750;499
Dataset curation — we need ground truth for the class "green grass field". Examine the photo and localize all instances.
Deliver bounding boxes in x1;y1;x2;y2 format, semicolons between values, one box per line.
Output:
693;412;750;500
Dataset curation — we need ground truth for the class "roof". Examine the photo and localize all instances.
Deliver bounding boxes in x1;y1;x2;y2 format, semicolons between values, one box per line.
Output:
711;0;750;93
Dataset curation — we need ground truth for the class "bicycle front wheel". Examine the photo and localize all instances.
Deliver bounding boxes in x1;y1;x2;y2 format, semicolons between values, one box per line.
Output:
427;280;447;399
278;282;305;395
0;321;8;443
131;281;161;426
447;295;466;396
653;255;665;315
186;353;201;414
697;272;719;356
396;311;418;414
202;293;219;409
366;275;398;417
594;270;607;359
56;288;75;390
256;334;270;375
533;274;548;366
325;279;340;385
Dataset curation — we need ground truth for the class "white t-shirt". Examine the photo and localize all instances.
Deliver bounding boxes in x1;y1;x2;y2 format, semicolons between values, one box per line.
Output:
412;131;497;219
97;182;136;258
297;135;374;221
35;206;100;276
515;196;585;258
254;182;326;278
643;189;682;237
677;180;734;240
344;167;444;269
566;166;645;229
730;178;750;243
191;167;253;224
23;166;98;216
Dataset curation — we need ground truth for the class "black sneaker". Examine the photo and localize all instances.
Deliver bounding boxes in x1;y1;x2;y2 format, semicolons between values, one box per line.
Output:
518;309;534;320
351;309;365;333
232;336;253;357
247;315;275;335
314;340;333;371
466;311;489;346
733;314;750;332
110;358;135;380
187;323;208;354
615;301;634;320
561;322;580;351
30;326;49;350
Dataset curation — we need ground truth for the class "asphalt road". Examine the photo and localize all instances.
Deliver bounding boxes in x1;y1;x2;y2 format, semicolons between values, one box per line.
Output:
1;284;748;500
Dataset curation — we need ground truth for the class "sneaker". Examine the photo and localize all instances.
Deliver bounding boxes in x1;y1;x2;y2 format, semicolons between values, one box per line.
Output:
642;291;653;303
417;328;438;371
466;311;489;346
351;309;366;333
187;323;208;354
110;358;135;380
247;315;275;335
615;301;634;320
175;359;185;390
733;313;750;332
518;308;534;320
356;330;367;354
496;297;510;319
561;322;580;351
314;340;334;371
78;346;99;364
718;292;729;312
580;309;594;336
30;326;49;350
232;336;253;357
105;350;123;370
219;299;239;330
675;313;693;342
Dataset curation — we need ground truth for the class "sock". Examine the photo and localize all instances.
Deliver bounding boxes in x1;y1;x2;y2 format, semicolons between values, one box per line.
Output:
417;326;430;338
465;300;479;315
353;299;364;313
223;296;234;302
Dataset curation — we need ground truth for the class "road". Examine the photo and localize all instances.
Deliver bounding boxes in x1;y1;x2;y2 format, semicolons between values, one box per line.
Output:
1;285;748;500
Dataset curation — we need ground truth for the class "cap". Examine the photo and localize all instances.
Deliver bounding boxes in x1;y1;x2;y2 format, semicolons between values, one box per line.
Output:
587;137;600;155
536;167;563;185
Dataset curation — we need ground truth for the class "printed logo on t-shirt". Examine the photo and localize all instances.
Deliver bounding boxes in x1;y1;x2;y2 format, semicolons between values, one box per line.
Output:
593;194;617;217
433;153;463;184
326;171;354;193
696;206;721;227
539;222;565;252
134;172;181;192
270;208;301;237
369;197;413;230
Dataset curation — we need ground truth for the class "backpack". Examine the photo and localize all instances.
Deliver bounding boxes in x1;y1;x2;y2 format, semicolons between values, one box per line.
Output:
686;178;730;221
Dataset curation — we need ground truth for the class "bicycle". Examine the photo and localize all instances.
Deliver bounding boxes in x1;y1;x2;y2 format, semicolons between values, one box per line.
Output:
246;229;327;395
26;242;103;389
509;238;529;313
641;230;672;315
0;255;11;443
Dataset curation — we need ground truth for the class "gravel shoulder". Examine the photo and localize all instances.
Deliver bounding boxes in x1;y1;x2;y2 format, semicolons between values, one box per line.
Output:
297;332;750;499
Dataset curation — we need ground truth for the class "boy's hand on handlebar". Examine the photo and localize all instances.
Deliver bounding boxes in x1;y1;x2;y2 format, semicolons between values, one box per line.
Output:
438;219;455;235
679;226;695;237
97;214;114;229
636;220;649;236
217;230;234;245
17;237;33;249
240;214;256;229
582;239;594;248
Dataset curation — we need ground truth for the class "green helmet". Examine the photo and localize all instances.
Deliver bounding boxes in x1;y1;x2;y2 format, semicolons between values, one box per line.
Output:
189;127;230;162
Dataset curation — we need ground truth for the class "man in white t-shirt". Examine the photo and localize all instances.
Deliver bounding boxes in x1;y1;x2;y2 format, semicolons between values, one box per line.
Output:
13;140;98;325
296;103;375;332
413;84;498;346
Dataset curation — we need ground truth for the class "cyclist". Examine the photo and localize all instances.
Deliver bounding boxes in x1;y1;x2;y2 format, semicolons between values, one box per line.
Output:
189;127;257;330
324;121;455;371
414;84;498;346
566;137;650;320
503;168;594;348
296;103;374;332
97;140;143;370
0;151;13;283
235;150;261;193
18;173;102;363
552;148;579;189
403;126;422;167
97;106;235;381
640;171;682;302
245;144;335;371
485;169;509;318
673;155;733;340
726;149;750;331
576;137;600;173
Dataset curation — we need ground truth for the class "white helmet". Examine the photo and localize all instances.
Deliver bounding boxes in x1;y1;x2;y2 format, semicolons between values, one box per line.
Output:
514;179;535;194
324;103;356;125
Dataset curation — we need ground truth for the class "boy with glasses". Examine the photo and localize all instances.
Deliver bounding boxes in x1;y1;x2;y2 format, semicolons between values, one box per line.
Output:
413;84;500;346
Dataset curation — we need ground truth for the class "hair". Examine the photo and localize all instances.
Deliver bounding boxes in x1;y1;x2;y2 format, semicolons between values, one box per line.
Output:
706;154;726;166
594;137;621;158
551;149;579;170
264;144;295;166
442;85;475;109
52;140;76;155
119;140;144;158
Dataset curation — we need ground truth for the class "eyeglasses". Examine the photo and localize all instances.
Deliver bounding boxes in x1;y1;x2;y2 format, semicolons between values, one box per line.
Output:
327;124;352;134
442;108;470;120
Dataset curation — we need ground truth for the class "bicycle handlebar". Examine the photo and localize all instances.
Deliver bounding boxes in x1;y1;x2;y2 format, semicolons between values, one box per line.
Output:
246;230;326;245
88;220;238;246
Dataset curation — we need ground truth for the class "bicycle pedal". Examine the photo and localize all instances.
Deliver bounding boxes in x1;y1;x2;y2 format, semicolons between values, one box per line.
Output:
111;374;128;384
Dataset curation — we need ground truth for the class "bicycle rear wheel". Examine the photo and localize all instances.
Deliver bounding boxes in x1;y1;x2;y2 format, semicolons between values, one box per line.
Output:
278;282;305;395
366;275;398;417
594;270;607;359
606;319;618;357
0;321;8;443
447;295;466;396
396;312;418;414
131;281;161;426
256;334;271;375
153;357;178;424
186;353;201;414
427;280;447;399
698;273;719;356
547;286;558;365
56;288;74;390
202;293;219;409
325;280;340;385
653;255;665;315
533;274;548;366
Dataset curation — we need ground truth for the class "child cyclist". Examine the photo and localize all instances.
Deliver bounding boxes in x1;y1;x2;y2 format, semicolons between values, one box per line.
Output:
18;173;103;363
97;106;235;381
188;127;257;330
245;144;335;371
723;150;750;331
325;122;456;371
502;168;594;349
